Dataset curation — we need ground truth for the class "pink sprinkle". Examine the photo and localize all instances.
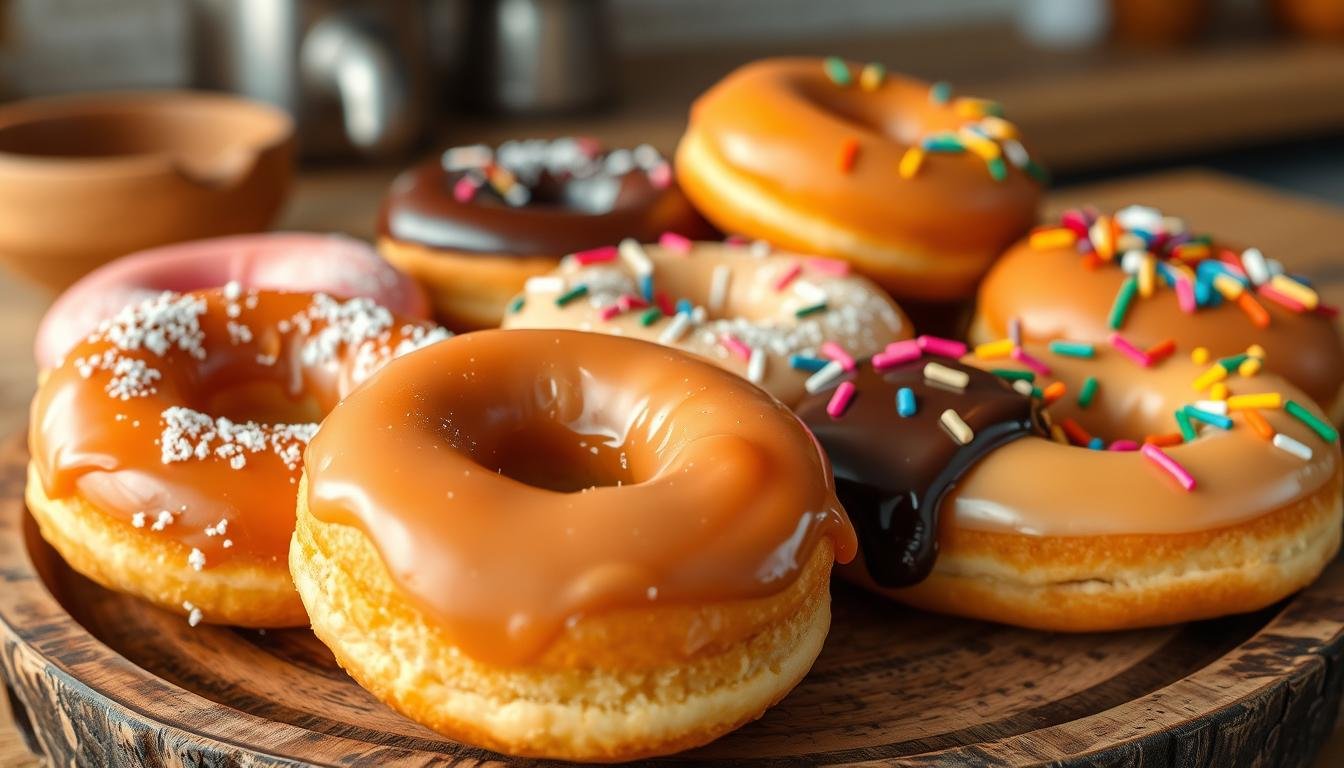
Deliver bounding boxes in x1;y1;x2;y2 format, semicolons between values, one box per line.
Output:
654;291;676;316
724;235;750;246
1010;347;1051;376
721;333;752;361
452;177;478;203
820;341;857;372
1008;317;1023;348
773;262;803;292
575;137;603;157
916;335;968;359
805;257;850;276
873;340;922;370
1109;333;1152;367
826;381;856;418
1060;209;1090;237
599;304;622;321
617;294;648;312
1257;284;1305;313
1141;443;1196;492
1175;277;1197;314
658;232;693;254
648;162;672;189
1108;440;1140;452
572;245;619;265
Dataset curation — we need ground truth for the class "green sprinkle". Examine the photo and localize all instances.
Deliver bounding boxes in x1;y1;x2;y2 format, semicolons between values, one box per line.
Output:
991;369;1035;382
1285;399;1339;442
984;100;1005;118
1107;276;1138;330
1189;234;1214;247
1031;386;1045;399
794;301;828;318
639;306;662;327
930;81;953;104
823;57;851;86
555;284;588;307
986;156;1007;182
1175;409;1197;442
1049;340;1095;358
1025;160;1051;184
1078;377;1099;409
1217;354;1250;372
922;133;965;153
508;296;525;313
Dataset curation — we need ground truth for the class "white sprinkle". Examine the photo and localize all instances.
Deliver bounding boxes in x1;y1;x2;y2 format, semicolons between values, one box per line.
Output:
618;238;653;277
182;600;203;627
804;360;846;394
187;548;206;571
1241;248;1271;286
924;362;970;390
1193;400;1228;415
793;279;827;304
1012;379;1035;397
940;409;975;445
1120;250;1146;274
1267;258;1285;277
525;276;566;295
1001;139;1030;169
131;512;147;528
222;539;233;549
747;347;767;383
222;281;243;301
659;311;693;344
1273;433;1313;461
750;240;771;259
442;144;493;171
150;510;175;531
1115;205;1163;232
708;264;732;314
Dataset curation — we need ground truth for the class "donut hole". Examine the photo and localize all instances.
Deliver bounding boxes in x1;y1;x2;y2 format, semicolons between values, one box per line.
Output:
198;380;325;426
478;419;639;493
1043;387;1181;446
791;79;926;146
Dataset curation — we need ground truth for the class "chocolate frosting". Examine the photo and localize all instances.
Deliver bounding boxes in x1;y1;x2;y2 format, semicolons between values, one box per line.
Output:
795;359;1046;586
377;154;714;257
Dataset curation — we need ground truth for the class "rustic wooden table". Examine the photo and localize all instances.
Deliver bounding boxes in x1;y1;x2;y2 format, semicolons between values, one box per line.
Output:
1;167;1343;766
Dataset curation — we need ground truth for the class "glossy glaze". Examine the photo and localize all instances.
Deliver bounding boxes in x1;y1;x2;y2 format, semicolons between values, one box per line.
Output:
304;329;857;664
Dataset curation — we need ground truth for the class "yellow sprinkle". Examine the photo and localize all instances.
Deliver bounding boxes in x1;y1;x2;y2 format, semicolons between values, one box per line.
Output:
899;147;925;180
1213;274;1245;300
1169;263;1196;282
1239;356;1263;377
974;338;1015;359
1193;364;1228;392
958;128;1001;160
1227;392;1281;411
859;63;886;91
1138;255;1156;298
1050;423;1067;444
1246;344;1266;359
1191;346;1210;365
1270;274;1319;310
1029;227;1077;250
954;97;997;119
1210;382;1229;401
977;116;1019;141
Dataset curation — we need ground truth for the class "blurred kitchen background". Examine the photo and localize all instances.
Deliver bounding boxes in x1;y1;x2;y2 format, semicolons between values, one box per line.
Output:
2;0;1343;199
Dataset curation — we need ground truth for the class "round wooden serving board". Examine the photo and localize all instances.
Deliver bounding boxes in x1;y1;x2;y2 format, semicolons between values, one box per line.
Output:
1;432;1343;767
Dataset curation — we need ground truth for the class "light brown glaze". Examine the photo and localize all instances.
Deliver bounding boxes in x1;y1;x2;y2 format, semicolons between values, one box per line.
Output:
29;289;445;567
303;329;857;665
676;57;1041;299
975;239;1344;414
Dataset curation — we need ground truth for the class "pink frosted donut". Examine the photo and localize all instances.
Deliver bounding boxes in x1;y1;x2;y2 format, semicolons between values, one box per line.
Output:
35;232;430;369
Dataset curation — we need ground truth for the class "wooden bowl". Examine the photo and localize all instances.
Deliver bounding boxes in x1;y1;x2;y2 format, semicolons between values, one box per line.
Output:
0;91;295;291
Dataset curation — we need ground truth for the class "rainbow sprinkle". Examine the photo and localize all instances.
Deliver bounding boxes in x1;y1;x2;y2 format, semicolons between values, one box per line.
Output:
940;409;974;444
916;335;968;359
1078;376;1098;408
897;387;917;417
1285;400;1338;442
827;381;857;418
1048;340;1095;359
555;284;588;307
824;57;852;86
1141;443;1196;491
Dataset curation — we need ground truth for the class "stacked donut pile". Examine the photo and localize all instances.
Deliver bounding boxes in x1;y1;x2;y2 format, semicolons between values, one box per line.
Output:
26;57;1343;762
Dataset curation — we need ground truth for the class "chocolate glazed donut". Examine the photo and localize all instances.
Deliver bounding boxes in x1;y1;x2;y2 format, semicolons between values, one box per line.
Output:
796;360;1046;586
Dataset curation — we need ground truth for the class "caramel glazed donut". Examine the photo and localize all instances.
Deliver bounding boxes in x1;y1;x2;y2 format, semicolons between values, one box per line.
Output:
27;287;448;627
676;56;1044;302
502;237;910;406
793;331;1341;631
975;205;1344;422
291;330;858;761
378;138;714;331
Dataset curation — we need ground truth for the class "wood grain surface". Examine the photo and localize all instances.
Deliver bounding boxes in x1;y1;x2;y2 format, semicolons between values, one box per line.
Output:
0;169;1343;767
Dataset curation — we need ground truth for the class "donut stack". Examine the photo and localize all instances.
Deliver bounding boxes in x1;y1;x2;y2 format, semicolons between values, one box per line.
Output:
25;56;1343;762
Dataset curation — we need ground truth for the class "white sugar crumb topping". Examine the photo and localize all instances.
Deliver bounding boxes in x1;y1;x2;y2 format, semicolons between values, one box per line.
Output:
188;547;206;571
159;406;318;472
204;518;229;537
131;511;146;528
226;321;253;344
150;510;176;531
97;292;208;359
73;349;163;399
182;600;203;627
298;293;395;366
223;281;243;301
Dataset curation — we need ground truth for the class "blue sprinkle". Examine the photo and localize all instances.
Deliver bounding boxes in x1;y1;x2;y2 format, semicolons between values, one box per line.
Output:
789;355;829;373
896;387;917;418
676;298;693;316
1194;275;1215;307
1087;437;1105;450
1155;261;1179;288
639;274;654;302
1184;405;1233;430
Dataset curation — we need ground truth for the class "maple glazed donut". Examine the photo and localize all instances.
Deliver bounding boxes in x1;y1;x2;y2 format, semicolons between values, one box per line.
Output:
290;329;857;761
27;288;448;627
794;335;1341;631
377;138;714;331
34;232;430;371
675;57;1044;302
974;205;1344;421
501;238;911;406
